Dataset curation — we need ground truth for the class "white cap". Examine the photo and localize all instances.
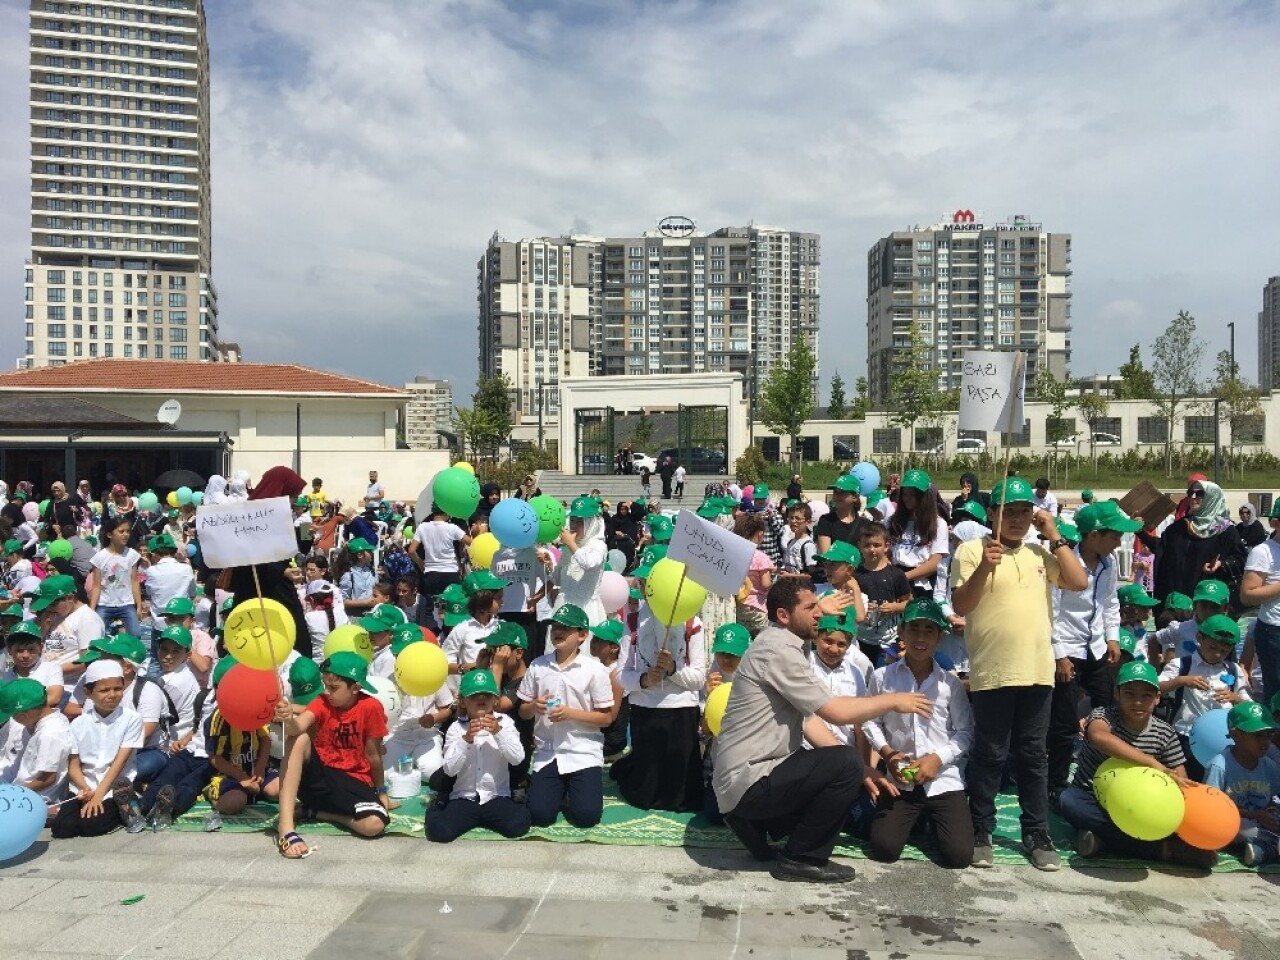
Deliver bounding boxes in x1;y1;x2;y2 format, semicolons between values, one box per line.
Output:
305;580;334;597
83;659;124;685
952;519;992;543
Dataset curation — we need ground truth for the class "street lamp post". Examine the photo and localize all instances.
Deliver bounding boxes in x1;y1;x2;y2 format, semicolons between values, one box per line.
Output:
536;377;545;450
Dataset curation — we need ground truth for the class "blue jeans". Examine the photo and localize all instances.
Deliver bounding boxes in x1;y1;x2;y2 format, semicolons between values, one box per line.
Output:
134;747;168;785
1058;785;1164;860
527;761;603;828
97;603;142;639
1253;620;1280;706
427;796;531;842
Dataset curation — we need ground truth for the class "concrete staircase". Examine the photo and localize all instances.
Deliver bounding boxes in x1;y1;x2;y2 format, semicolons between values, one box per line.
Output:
534;470;727;506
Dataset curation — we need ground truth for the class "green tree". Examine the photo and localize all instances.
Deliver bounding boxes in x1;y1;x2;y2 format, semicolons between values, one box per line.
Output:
826;373;847;419
471;373;514;459
1151;310;1206;476
629;411;655;451
851;376;870;420
759;340;817;471
1211;349;1263;479
452;405;503;464
734;443;768;486
888;324;941;454
1115;344;1156;400
1034;367;1072;445
1076;391;1110;464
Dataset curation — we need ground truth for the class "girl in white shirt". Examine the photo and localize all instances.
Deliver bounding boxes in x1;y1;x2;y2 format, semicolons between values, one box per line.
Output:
888;471;948;598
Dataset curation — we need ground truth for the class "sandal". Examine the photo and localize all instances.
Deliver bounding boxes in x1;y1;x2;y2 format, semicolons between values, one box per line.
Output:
277;831;311;859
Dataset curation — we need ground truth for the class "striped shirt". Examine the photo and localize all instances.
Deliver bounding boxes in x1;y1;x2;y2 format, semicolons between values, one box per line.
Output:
1071;705;1185;790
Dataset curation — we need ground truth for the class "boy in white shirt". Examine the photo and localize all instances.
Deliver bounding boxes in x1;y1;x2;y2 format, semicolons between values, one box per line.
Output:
426;669;530;842
1148;579;1228;667
162;597;216;690
862;598;974;868
442;571;508;691
358;603;408;680
383;629;455;780
808;613;874;744
517;604;614;827
3;622;63;706
6;678;72;810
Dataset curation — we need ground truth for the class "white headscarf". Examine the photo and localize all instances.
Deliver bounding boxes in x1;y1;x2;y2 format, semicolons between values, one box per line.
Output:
226;477;248;502
203;475;227;505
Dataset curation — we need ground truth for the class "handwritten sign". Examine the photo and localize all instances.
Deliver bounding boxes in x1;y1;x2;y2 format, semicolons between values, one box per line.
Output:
666;510;756;597
195;497;298;569
958;350;1025;433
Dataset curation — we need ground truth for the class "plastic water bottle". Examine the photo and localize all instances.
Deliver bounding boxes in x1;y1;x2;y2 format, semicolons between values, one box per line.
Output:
397;754;412;776
203;808;222;832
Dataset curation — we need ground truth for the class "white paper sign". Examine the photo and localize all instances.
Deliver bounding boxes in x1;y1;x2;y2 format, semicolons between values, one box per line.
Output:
958;350;1026;433
195;497;298;569
666;509;756;597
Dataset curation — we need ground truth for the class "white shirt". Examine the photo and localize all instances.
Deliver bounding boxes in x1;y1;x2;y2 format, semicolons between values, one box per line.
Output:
442;618;500;691
441;711;525;804
1153;618;1201;656
517;652;614;774
0;719;27;781
70;704;144;789
2;657;63;691
862;658;973;797
1051;549;1120;660
1034;491;1059;516
492;546;544;614
366;480;385;502
370;645;396;680
90;548;141;607
807;648;872;745
619;607;705;709
386;686;454;742
1246;539;1280;626
413;521;466;573
72;676;168;752
15;710;72;802
1159;652;1251;735
160;663;201;742
890;521;949;572
674;466;686;483
142;558;195;628
551;541;607;628
43;604;106;668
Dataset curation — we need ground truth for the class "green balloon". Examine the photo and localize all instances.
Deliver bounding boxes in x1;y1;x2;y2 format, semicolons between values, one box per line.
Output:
1102;767;1185;841
39;499;50;514
529;495;566;544
47;539;73;561
432;467;480;520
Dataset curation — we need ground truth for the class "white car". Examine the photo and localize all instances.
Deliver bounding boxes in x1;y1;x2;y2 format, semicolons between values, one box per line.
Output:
925;437;987;455
630;452;658;473
1089;432;1122;446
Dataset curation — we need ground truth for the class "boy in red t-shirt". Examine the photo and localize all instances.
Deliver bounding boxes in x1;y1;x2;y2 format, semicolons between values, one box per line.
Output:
274;651;389;858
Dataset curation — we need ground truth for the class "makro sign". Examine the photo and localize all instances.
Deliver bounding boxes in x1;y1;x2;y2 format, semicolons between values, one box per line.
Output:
658;215;696;238
942;210;1042;233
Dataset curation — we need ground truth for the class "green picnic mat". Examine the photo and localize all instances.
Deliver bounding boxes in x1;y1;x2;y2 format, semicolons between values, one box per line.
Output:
171;781;1263;872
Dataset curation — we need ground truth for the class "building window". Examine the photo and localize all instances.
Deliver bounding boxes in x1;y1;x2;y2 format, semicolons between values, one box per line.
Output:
872;428;901;454
1001;419;1032;448
1232;414;1265;444
1138;417;1168;444
49;342;67;357
170;346;187;359
1184;416;1215;444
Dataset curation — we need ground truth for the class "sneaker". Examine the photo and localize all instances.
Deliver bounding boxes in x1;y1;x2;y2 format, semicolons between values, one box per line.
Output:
112;779;145;835
1241;842;1265;867
1161;837;1218;870
971;831;994;868
149;785;176;832
1025;831;1061;871
1075;829;1102;859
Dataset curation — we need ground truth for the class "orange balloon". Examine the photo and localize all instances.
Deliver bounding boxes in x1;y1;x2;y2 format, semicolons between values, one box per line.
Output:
1176;783;1241;851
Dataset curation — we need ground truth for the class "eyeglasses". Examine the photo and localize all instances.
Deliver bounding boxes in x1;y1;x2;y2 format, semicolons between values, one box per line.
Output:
1187;489;1205;498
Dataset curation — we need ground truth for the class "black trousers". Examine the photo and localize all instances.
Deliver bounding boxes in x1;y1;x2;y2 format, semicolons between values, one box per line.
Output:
602;698;630;757
426;795;531;843
527;760;604;828
51;796;122;838
868;787;974;869
611;705;703;812
1048;650;1114;795
418;570;460;632
968;685;1052;837
727;745;864;863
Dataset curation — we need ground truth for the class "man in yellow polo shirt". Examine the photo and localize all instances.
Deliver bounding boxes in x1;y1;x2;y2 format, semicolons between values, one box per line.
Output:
951;476;1087;872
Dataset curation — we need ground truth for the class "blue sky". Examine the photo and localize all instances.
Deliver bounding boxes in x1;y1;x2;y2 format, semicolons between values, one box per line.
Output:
2;0;1278;401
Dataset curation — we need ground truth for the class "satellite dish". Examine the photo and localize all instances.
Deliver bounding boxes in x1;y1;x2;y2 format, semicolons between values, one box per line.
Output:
156;399;182;425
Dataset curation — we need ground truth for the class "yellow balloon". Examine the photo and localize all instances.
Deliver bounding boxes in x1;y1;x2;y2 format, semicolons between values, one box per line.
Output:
704;681;732;736
166;491;180;508
469;532;500;570
1092;756;1140;806
323;624;373;663
1104;767;1185;841
222;598;296;671
643;558;708;627
395;641;448;696
455;462;476;474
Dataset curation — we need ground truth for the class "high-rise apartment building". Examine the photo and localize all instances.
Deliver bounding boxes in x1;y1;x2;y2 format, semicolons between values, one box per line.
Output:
478;223;819;421
24;0;218;368
865;211;1071;404
403;376;453;450
1258;277;1280;391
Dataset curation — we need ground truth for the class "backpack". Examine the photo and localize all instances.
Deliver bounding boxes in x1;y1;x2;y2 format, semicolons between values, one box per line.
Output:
133;674;179;730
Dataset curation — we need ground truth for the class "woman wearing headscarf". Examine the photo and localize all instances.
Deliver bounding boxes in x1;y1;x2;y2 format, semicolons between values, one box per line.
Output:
1143;479;1247;614
226;467;312;659
474;483;502;522
1237;503;1267;550
203;475;228;505
545;495;607;650
226;475;249;502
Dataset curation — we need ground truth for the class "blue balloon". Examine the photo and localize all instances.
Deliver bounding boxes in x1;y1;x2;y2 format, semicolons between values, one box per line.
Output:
0;784;46;861
186;542;199;558
851;462;880;496
1188;708;1233;768
488;498;539;550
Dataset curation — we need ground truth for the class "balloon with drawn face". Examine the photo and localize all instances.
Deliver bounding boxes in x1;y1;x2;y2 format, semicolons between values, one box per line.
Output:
0;784;46;861
223;599;296;671
488;499;539;550
529;496;566;544
216;665;282;730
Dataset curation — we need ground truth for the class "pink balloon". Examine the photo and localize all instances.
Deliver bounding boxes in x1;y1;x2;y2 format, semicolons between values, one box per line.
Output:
547;546;561;565
22;503;38;523
599;571;629;613
808;500;830;521
742;485;754;500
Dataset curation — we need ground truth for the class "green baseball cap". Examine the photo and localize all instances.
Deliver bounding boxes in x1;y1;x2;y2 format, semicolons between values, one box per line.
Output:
1268;501;1280;520
459;668;500;699
831;475;862;494
0;603;24;618
212;656;238;688
569;496;601;519
1080;489;1095;503
753;484;770;500
78;633;146;665
220;597;237;614
1165;591;1193;612
551;604;590;630
991;477;1035;505
346;537;376;554
1117;583;1159;608
712;623;750;656
486;619;529;650
463;570;510;594
953;500;988;524
589;620;625;646
632;544;668;578
629;586;643;600
294;496;310;508
147;533;178;552
390;624;425;656
163;596;195;617
1198;614;1240;645
1116;627;1139;657
439;583;469;605
900;469;931;493
866;490;888;510
1055;521;1080;545
45;538;73;560
288;657;324;706
1193;580;1229;606
1116;660;1159;689
358;602;408;634
30;574;77;612
6;621;42;644
901;597;950;631
1075;501;1142;535
3;678;47;714
158;625;192;650
321;651;377;692
816;542;861;566
696;501;721;520
1228;700;1280;734
647;515;673;542
3;539;23;555
816;612;857;636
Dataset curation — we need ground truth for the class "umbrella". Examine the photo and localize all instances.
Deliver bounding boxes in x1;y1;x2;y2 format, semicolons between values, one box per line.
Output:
153;468;205;492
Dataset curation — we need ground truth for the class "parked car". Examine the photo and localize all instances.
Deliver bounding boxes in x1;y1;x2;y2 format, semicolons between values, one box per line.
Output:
832;439;859;460
629;452;658;473
1089;432;1122;446
1053;432;1121;448
658;447;727;474
925;437;987;456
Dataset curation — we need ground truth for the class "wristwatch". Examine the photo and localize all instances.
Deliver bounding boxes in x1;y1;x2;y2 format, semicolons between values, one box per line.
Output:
1048;538;1070;552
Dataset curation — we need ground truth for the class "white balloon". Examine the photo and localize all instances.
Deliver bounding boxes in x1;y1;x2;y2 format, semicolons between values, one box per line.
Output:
607;548;627;573
367;675;403;726
808;499;830;521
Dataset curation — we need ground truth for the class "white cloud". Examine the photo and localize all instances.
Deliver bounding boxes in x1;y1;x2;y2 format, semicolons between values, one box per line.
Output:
2;0;1278;399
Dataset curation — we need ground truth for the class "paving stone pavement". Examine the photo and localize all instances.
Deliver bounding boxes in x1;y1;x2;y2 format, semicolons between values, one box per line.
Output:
1;829;1279;960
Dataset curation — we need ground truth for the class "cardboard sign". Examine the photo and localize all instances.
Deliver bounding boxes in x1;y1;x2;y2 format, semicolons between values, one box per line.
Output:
666;509;756;597
1117;481;1177;529
958;350;1025;433
195;497;298;569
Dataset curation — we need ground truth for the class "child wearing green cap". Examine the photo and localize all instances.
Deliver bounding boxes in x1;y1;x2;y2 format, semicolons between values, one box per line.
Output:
887;470;948;599
427;669;531;843
442;575;507;690
1158;613;1251;780
383;628;456;782
8;678;71;807
1148;579;1229;667
3;622;64;707
854;524;910;666
587;621;628;764
205;658;282;819
1205;701;1280;865
162;597;215;690
1059;661;1212;867
807;613;873;745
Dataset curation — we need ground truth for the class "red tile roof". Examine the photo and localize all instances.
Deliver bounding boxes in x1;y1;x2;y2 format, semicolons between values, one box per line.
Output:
0;360;402;396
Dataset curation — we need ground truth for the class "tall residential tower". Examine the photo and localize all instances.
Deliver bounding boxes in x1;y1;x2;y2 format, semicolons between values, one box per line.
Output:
24;0;218;367
1258;276;1280;391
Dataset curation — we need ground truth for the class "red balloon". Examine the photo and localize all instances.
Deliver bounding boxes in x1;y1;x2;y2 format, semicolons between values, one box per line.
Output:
217;664;282;731
1176;783;1241;851
419;625;439;646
